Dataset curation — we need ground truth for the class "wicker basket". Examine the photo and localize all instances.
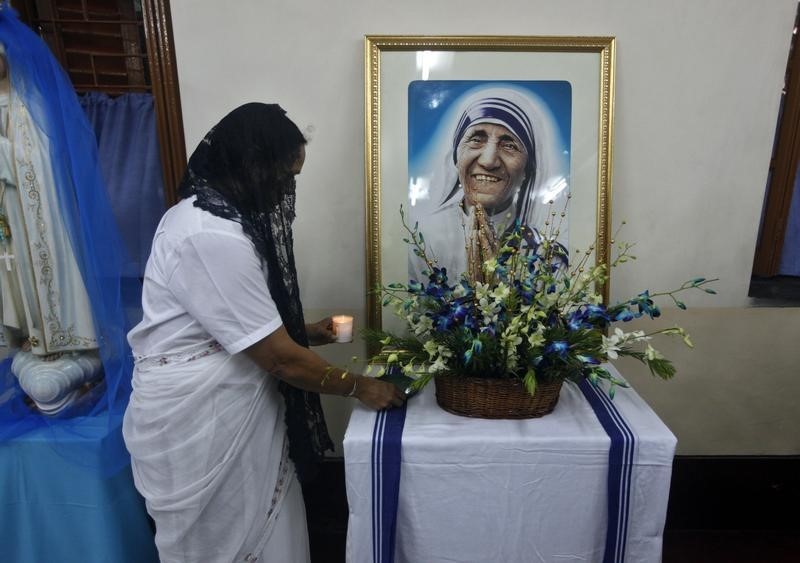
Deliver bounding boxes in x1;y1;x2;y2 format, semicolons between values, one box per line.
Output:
434;375;563;419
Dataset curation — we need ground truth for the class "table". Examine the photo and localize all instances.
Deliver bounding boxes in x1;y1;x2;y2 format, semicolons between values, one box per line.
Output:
344;365;676;563
0;415;159;563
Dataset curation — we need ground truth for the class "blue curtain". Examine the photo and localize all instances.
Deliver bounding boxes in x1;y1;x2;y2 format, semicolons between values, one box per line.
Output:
79;92;165;277
778;163;800;276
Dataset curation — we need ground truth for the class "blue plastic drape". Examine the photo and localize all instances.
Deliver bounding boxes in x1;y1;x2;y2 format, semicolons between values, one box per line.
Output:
0;3;140;477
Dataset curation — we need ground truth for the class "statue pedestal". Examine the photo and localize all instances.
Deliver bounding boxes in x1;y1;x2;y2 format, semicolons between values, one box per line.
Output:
11;350;103;414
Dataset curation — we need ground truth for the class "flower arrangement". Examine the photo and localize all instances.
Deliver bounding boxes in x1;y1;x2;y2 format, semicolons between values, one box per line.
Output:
367;204;716;399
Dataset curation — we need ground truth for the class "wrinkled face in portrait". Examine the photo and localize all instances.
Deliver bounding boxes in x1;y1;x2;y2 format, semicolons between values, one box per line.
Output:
456;123;528;214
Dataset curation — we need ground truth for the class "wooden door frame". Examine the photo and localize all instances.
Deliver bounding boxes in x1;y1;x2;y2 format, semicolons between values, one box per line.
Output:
752;8;800;277
142;0;185;206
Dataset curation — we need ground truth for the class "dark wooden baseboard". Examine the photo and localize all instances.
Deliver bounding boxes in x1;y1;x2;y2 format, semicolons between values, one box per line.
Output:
749;275;800;304
666;455;800;530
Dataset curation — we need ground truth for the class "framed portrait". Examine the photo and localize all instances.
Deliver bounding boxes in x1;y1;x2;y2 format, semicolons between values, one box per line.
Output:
365;36;615;333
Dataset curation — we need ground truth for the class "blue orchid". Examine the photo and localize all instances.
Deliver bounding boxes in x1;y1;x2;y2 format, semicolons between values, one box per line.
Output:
513;280;534;304
451;300;472;323
407;279;423;294
568;304;611;330
576;354;601;365
633;290;661;319
566;310;590;331
614;308;635;322
428;266;449;286
480;326;495;337
545;340;570;358
426;284;449;300
463;338;483;365
433;313;455;333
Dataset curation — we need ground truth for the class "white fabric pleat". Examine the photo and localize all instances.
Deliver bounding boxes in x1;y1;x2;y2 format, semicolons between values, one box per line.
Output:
123;346;309;562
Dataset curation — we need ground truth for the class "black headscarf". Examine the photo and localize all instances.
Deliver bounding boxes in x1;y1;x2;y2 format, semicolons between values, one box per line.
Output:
178;103;333;482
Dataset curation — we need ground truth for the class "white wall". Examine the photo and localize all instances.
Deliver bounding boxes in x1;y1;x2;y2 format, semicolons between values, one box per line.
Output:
170;0;800;455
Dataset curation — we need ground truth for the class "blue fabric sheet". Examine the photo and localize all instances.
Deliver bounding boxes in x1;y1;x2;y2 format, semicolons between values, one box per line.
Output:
0;413;158;563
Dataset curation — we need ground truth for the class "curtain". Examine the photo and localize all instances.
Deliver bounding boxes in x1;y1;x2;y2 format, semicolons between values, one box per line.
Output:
778;164;800;276
80;92;165;277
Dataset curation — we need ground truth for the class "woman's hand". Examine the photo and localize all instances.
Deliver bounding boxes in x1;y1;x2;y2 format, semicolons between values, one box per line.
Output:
245;327;404;408
305;317;336;346
354;376;406;410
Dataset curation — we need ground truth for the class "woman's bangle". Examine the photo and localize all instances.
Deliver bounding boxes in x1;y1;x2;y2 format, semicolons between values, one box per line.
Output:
344;375;359;397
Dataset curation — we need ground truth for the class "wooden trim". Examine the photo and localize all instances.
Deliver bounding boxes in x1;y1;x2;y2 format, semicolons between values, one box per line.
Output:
116;0;146;88
142;0;185;206
753;11;800;276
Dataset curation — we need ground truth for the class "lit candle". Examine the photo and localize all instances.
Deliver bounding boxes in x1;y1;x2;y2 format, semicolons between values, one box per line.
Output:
331;315;354;343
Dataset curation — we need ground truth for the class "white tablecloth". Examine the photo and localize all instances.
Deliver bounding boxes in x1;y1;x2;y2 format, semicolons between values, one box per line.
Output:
343;365;676;563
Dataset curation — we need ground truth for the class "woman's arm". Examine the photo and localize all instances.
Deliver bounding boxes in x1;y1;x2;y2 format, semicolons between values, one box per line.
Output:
244;326;404;410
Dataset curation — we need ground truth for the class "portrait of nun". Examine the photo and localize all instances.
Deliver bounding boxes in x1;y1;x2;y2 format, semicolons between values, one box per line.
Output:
407;82;572;283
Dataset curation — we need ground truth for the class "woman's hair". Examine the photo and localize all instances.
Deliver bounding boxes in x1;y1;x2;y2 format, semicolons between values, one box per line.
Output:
178;102;306;212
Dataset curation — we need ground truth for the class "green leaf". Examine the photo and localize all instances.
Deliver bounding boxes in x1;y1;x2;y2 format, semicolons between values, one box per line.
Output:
646;357;676;380
704;288;717;294
676;300;687;310
523;368;537;396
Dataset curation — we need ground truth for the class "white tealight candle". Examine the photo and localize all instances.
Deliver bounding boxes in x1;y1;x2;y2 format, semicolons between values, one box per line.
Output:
332;315;354;343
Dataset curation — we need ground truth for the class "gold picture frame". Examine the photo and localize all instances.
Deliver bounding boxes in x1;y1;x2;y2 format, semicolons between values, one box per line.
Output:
365;35;615;332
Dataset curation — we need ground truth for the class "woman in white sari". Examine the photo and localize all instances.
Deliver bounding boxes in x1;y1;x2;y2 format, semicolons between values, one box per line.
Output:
123;104;403;562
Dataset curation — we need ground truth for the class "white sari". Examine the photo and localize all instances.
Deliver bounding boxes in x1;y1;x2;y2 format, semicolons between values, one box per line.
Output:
124;342;309;562
123;199;310;562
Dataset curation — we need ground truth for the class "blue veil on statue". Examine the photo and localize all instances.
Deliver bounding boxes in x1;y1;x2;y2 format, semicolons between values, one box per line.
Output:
0;3;141;477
